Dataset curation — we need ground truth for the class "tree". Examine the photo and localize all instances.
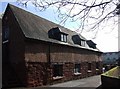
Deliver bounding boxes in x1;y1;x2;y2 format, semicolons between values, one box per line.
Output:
17;0;120;35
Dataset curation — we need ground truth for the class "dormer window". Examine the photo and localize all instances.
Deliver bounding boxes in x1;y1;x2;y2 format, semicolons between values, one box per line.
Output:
48;27;68;42
72;35;86;47
86;40;96;49
61;34;67;42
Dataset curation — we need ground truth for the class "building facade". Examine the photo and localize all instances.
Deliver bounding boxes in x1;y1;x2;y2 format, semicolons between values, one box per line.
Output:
2;4;103;88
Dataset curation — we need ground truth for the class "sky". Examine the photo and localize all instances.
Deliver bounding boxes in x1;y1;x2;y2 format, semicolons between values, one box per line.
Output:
0;0;119;52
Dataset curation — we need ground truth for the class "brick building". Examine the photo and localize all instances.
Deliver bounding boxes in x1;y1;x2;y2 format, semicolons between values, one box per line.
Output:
2;4;103;88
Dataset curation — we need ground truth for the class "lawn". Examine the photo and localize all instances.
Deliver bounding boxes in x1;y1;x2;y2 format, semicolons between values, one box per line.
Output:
101;66;120;79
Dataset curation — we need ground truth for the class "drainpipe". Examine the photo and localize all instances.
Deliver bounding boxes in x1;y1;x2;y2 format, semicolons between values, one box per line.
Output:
48;42;51;64
47;42;52;84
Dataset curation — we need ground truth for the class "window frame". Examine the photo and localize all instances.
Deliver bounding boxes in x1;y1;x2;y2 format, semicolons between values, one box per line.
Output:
53;64;63;78
61;34;64;42
2;26;9;43
74;63;81;74
96;62;99;69
88;63;92;70
81;40;85;47
61;34;67;42
64;34;67;42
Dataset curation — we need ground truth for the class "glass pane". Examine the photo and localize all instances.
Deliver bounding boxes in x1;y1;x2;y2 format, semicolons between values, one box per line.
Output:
3;27;9;42
81;40;85;46
74;64;81;73
88;63;91;70
61;34;64;41
53;64;63;77
96;62;99;69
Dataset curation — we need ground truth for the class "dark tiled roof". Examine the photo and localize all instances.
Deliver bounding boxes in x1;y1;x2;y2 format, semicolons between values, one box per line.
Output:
6;4;101;52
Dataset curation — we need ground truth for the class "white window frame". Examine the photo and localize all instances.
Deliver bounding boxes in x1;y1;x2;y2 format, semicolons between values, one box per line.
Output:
74;64;81;75
81;40;85;47
61;34;67;42
61;34;64;42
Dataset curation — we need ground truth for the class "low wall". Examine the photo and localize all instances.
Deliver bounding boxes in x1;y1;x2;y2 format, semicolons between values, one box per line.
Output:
101;75;120;88
101;66;120;88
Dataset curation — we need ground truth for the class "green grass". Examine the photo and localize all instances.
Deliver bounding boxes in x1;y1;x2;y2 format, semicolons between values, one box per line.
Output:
101;66;120;79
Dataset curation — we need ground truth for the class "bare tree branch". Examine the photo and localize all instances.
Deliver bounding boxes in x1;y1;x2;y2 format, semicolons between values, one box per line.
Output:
17;0;119;36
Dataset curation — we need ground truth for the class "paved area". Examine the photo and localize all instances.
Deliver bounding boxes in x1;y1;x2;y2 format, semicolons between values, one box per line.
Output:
49;75;101;87
10;75;101;89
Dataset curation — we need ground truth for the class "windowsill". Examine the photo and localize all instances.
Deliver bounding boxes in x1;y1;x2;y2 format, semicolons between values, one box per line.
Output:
3;40;9;44
53;76;63;80
96;69;99;71
61;40;67;42
74;72;82;75
87;70;92;73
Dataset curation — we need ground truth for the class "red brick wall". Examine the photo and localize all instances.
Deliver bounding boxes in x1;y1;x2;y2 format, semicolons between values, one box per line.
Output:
63;63;74;81
50;43;101;63
24;41;102;87
51;61;102;84
25;40;48;62
26;62;52;87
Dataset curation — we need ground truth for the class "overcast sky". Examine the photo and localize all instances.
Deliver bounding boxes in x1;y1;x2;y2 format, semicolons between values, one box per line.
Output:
0;0;119;52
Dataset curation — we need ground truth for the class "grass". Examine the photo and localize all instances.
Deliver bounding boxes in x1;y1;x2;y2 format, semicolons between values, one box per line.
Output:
101;66;120;79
